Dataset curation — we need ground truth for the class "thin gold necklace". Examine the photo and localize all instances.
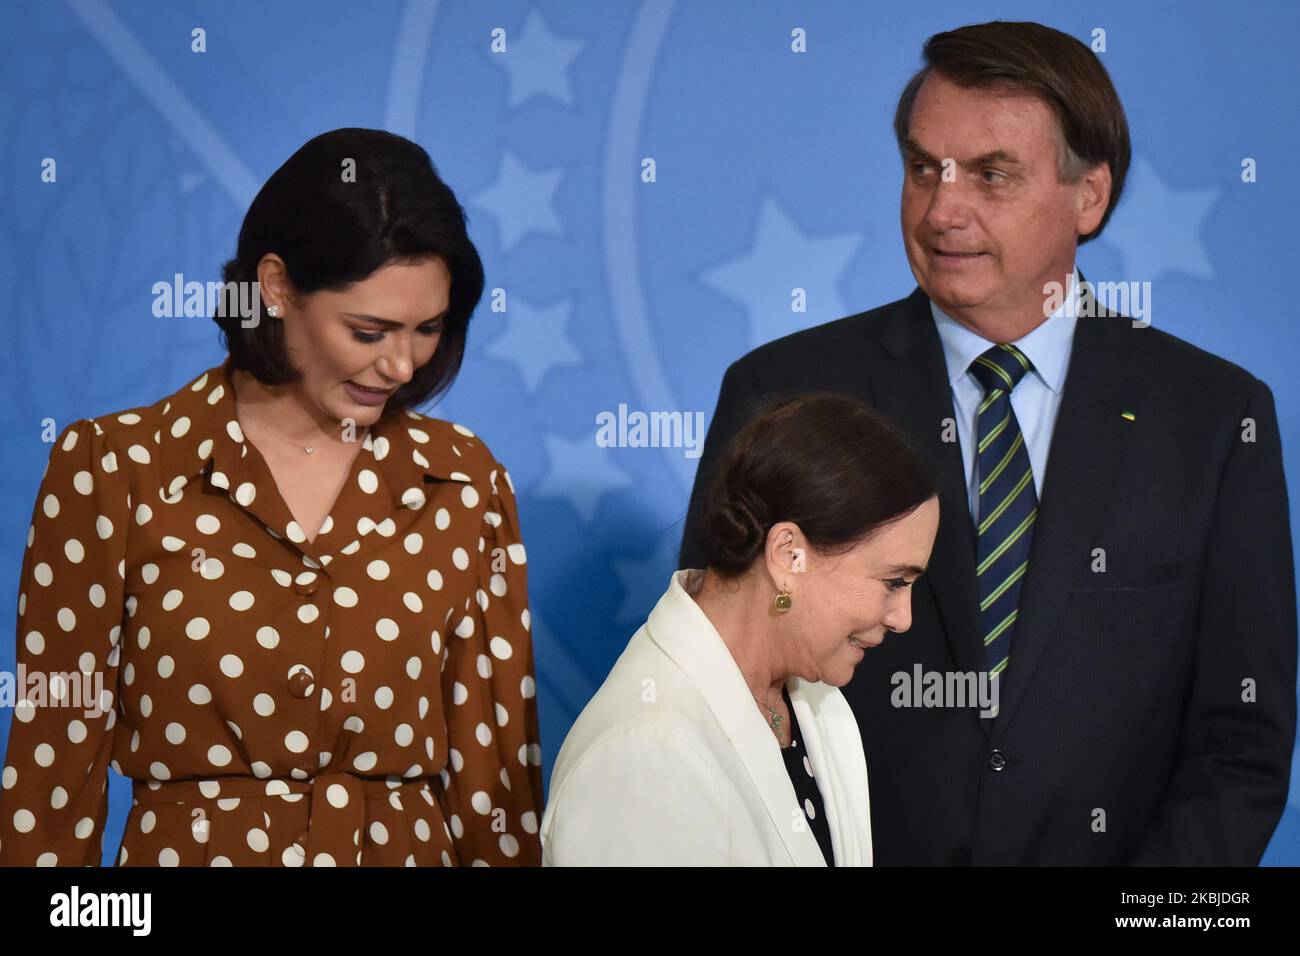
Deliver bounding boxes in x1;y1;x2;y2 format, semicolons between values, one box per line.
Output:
238;410;365;455
231;372;367;455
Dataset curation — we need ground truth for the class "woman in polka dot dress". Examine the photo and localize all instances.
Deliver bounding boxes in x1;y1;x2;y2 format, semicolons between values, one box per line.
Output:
0;129;544;866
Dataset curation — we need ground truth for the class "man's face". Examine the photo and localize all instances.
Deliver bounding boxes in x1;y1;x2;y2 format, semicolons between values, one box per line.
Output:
900;71;1102;326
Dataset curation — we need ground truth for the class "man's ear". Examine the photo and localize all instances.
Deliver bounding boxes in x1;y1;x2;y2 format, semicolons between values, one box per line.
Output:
1075;162;1112;237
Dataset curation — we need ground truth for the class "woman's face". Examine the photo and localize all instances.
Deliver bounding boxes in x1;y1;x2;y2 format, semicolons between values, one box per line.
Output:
769;495;940;688
259;255;452;428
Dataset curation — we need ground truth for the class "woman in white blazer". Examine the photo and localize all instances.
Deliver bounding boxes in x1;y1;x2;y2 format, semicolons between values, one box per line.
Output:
542;393;940;865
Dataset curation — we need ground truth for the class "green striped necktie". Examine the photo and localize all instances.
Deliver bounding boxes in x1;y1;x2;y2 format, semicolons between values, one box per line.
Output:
969;343;1038;699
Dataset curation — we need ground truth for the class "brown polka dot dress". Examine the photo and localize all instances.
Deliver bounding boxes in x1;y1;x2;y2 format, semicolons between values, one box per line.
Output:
0;357;544;866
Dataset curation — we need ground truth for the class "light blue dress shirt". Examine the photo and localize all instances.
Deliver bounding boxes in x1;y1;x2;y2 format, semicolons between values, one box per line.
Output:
930;268;1080;530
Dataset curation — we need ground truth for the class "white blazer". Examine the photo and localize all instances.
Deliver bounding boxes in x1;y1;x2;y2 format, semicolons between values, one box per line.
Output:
541;569;873;866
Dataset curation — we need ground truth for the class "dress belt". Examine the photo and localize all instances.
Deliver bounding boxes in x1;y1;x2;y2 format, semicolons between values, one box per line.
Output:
131;771;436;866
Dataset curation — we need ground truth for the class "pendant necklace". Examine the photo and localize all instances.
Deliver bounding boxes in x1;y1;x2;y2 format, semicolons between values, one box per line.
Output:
752;690;785;746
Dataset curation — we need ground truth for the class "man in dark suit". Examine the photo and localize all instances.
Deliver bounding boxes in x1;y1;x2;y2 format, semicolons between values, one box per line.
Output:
679;21;1296;865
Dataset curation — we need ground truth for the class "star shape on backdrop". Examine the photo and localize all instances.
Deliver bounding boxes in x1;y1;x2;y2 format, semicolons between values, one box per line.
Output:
469;150;566;253
699;195;865;349
534;429;634;525
612;534;682;622
1101;156;1218;283
491;8;588;109
483;295;584;393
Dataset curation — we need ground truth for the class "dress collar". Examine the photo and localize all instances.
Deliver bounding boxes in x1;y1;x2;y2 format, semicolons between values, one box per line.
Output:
156;355;476;509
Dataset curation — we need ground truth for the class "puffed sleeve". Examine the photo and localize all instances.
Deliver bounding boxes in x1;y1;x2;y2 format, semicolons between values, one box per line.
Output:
0;419;130;866
437;462;544;865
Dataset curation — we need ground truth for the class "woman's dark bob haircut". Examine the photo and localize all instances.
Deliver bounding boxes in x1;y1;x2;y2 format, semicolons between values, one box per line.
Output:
702;392;938;578
212;127;485;417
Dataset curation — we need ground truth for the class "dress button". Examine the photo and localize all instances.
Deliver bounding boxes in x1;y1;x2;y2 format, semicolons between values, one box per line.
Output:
293;572;319;596
987;749;1007;772
287;664;316;699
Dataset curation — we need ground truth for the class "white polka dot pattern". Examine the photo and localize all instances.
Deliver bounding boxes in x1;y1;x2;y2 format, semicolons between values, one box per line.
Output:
0;358;543;867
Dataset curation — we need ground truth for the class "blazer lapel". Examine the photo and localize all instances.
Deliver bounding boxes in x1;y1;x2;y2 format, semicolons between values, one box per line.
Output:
993;284;1147;730
788;678;872;866
646;571;828;866
870;290;988;695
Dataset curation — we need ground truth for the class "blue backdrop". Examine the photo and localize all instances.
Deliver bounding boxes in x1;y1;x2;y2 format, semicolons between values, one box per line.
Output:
2;0;1297;865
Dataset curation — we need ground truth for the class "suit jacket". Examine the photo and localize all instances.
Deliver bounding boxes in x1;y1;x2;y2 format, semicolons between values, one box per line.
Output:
540;569;873;865
679;285;1297;865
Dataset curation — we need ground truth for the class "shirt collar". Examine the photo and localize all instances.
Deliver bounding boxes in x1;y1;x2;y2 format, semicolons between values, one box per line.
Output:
930;266;1079;395
157;356;474;506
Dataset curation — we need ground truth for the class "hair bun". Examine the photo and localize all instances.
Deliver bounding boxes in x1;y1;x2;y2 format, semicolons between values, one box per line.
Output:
695;392;938;580
704;484;768;576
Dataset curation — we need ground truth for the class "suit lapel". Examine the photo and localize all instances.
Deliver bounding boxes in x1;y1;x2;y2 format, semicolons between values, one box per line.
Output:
993;285;1146;730
870;290;988;702
865;284;1146;735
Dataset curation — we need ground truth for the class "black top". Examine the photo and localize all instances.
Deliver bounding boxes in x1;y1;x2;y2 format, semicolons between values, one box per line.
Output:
779;684;835;866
